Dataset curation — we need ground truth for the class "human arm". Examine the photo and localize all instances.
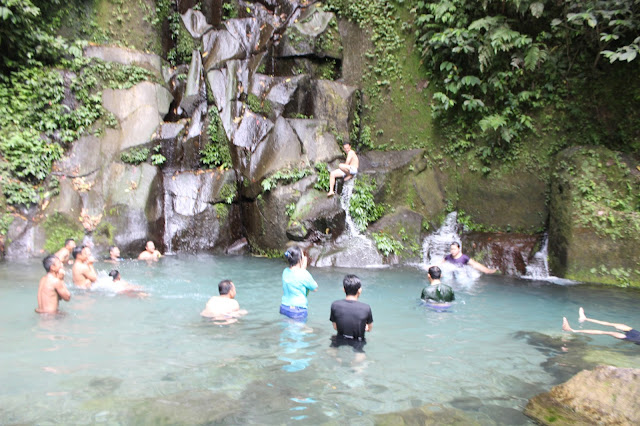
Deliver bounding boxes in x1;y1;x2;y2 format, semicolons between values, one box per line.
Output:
468;258;496;274
365;323;372;332
55;280;71;302
332;322;337;330
85;261;98;282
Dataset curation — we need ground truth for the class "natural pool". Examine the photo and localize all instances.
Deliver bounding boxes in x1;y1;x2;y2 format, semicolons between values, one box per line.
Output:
1;255;639;424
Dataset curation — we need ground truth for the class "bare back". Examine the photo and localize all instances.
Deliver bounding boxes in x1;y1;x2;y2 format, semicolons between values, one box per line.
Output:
201;296;240;318
72;261;96;289
54;248;70;264
346;150;359;169
36;273;71;314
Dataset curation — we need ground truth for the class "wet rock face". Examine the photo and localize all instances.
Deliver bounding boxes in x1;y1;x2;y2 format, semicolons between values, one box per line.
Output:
462;232;540;276
525;366;640;425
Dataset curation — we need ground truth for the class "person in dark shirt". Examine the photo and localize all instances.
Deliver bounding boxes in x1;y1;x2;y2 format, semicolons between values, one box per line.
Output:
329;275;373;352
421;266;454;304
441;242;496;274
562;307;640;345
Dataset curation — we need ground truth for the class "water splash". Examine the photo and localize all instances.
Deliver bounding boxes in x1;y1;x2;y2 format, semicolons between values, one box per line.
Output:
422;211;459;266
524;234;549;279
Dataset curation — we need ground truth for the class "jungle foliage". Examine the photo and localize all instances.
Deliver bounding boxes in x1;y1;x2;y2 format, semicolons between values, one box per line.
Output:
413;0;640;163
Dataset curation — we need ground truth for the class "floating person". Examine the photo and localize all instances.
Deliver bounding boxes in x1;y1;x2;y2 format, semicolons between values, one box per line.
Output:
138;241;162;261
441;242;496;274
327;142;359;197
107;270;148;297
562;307;640;345
201;280;247;323
71;245;97;289
106;246;121;263
330;274;373;353
54;238;76;265
421;266;455;309
36;255;71;314
280;245;318;321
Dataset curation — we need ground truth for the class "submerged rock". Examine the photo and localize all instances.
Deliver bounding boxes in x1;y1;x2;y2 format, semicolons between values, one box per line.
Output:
130;389;237;424
525;365;640;425
374;403;480;426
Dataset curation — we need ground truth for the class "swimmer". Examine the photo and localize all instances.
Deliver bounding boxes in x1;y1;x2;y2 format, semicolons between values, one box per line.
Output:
106;246;121;263
201;280;247;323
421;265;455;304
441;242;496;274
71;245;97;289
138;241;162;261
327;142;359;197
108;269;148;296
330;274;373;353
280;246;318;321
36;255;71;314
54;238;76;265
562;307;640;345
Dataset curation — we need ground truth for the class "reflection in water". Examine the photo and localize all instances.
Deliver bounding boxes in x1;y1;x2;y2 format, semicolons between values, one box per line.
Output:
278;320;315;372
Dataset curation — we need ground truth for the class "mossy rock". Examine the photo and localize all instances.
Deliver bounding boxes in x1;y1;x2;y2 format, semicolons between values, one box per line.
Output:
548;146;640;286
42;212;85;254
368;207;424;262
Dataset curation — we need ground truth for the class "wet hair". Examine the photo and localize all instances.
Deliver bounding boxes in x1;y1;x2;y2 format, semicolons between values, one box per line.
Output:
108;270;120;281
43;255;58;272
428;266;442;280
450;241;461;249
343;274;362;296
109;246;118;253
64;238;75;247
284;245;303;267
218;279;234;295
72;245;84;260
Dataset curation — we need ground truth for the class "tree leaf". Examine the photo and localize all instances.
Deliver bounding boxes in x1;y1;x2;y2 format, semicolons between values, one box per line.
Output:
530;2;544;19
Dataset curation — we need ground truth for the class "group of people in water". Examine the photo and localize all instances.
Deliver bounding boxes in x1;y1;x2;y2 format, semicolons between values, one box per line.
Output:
35;239;161;314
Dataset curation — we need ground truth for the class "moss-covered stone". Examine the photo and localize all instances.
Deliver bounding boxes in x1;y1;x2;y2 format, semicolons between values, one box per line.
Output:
42;212;85;254
548;146;640;286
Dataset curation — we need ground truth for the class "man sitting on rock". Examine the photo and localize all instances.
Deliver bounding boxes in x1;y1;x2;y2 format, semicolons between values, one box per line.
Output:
563;307;640;345
327;142;359;197
138;241;162;261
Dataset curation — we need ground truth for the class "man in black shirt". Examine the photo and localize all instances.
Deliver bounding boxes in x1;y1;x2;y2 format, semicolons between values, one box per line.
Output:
329;275;373;352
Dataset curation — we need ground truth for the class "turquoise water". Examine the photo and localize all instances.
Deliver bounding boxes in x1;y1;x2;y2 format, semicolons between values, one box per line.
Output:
1;255;639;424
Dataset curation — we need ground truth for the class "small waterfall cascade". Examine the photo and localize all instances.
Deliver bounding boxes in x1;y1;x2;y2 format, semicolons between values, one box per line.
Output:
422;212;460;266
524;234;550;279
316;179;383;267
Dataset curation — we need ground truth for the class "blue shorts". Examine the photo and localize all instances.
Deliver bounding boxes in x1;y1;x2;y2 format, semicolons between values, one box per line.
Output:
624;329;640;345
280;304;308;321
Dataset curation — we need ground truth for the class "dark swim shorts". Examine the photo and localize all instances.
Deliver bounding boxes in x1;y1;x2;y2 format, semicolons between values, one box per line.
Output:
623;329;640;345
330;335;366;353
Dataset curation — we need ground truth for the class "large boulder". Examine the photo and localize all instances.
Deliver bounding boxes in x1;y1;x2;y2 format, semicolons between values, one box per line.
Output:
525;366;640;425
368;207;425;263
461;232;541;276
548;147;640;286
275;6;342;59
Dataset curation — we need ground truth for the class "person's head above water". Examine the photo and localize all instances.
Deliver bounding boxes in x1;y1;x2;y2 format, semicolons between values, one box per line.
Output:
109;246;120;259
450;242;462;257
428;266;442;280
218;279;235;296
343;274;362;296
108;270;121;281
64;238;76;250
145;241;156;252
284;245;303;267
43;254;61;272
72;245;85;260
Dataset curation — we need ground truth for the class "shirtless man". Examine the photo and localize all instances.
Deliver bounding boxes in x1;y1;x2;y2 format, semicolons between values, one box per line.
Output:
327;142;359;197
106;246;121;263
72;245;97;289
201;280;247;322
441;242;496;274
138;241;162;261
36;255;71;314
54;238;76;265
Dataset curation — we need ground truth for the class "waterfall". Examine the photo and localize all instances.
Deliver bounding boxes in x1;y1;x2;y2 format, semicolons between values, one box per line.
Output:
422;211;459;266
339;179;360;237
524;235;549;279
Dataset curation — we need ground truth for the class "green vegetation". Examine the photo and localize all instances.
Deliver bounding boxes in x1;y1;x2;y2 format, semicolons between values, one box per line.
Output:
120;147;149;165
349;175;384;232
313;162;330;192
560;149;640;240
201;107;232;169
219;183;236;204
42;212;84;254
167;11;195;66
222;1;238;20
261;168;312;192
150;144;166;166
372;231;404;257
246;93;273;116
285;203;296;217
413;0;640;166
